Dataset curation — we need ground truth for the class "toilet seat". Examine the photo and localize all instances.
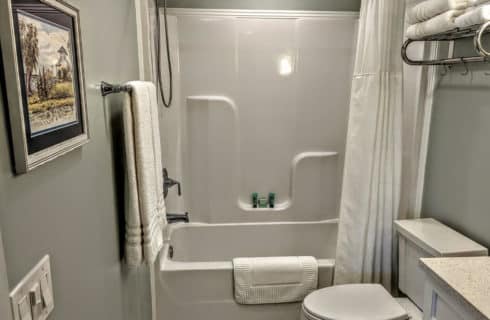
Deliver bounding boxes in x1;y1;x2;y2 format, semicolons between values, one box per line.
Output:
302;284;409;320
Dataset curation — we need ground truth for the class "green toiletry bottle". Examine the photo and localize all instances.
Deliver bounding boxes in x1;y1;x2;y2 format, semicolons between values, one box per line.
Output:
258;197;268;208
252;193;258;208
268;193;276;208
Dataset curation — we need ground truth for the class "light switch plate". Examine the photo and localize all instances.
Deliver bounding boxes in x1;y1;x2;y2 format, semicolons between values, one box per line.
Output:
10;256;54;320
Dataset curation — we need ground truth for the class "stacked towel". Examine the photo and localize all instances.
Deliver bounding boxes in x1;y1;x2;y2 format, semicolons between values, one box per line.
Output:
456;4;490;27
407;0;468;24
233;257;318;305
123;81;166;267
407;10;464;39
405;0;490;39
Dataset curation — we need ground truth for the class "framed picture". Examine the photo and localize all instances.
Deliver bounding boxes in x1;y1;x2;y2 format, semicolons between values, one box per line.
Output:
0;0;88;174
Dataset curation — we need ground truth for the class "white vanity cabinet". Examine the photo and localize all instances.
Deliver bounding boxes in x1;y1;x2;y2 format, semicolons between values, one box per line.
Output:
421;257;490;320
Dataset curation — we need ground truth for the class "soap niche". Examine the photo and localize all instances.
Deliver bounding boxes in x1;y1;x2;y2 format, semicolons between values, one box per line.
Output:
238;151;340;218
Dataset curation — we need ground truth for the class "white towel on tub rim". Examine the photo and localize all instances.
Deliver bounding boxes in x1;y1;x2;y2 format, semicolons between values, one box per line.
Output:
123;81;166;267
233;256;318;305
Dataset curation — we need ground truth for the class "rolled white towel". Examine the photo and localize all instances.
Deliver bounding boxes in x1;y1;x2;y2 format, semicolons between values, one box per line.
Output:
407;10;464;39
407;0;468;24
406;0;425;5
469;0;490;6
455;4;490;27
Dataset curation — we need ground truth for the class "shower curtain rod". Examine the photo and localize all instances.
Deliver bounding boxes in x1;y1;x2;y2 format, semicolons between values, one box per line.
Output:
100;81;132;97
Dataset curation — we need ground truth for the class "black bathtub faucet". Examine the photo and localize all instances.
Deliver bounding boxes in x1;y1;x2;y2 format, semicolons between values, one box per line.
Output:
166;212;190;224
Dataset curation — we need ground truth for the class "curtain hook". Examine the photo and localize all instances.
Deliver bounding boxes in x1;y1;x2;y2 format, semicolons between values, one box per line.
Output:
461;59;469;76
440;64;448;76
484;59;490;76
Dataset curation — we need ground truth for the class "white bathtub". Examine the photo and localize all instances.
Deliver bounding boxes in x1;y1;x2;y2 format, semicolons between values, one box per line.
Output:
157;220;338;320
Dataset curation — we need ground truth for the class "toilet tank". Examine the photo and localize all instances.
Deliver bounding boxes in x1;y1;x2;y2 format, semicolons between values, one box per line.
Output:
395;218;488;309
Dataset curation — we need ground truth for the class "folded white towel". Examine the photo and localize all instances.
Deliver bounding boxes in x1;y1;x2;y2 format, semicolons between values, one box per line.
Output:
456;4;490;27
407;10;464;39
233;256;318;305
407;0;468;24
123;81;166;267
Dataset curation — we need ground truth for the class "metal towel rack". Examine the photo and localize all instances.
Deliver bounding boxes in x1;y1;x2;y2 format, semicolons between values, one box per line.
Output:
402;21;490;66
100;81;132;96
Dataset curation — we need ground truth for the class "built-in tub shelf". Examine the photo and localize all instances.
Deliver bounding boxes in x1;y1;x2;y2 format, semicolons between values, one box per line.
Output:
238;151;339;212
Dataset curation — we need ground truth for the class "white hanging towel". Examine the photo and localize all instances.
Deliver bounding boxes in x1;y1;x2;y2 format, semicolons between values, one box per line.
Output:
455;4;490;27
407;10;464;39
233;257;318;305
123;81;166;267
407;0;468;24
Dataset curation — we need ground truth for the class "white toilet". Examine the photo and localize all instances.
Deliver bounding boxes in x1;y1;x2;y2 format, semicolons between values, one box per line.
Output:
301;218;488;320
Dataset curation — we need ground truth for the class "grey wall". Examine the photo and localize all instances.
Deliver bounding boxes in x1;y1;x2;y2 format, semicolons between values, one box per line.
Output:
0;230;12;320
164;0;361;11
0;0;151;320
422;53;490;249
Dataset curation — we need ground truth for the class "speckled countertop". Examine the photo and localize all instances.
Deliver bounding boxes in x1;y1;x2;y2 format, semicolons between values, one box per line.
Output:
420;257;490;319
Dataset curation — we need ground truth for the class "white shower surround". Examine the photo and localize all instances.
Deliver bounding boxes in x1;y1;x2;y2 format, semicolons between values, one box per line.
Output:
161;8;359;223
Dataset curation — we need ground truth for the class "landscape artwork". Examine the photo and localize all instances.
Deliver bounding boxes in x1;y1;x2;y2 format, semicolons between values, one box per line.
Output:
1;0;88;173
17;11;77;135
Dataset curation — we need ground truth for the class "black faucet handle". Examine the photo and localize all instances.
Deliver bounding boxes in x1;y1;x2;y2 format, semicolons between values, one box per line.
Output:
163;168;182;198
176;181;181;196
168;179;181;196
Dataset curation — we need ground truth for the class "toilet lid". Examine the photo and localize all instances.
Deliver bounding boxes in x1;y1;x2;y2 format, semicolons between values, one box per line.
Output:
302;284;409;320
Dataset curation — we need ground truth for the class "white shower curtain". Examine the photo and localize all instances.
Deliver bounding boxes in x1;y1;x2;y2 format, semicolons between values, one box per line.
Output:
334;0;405;291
